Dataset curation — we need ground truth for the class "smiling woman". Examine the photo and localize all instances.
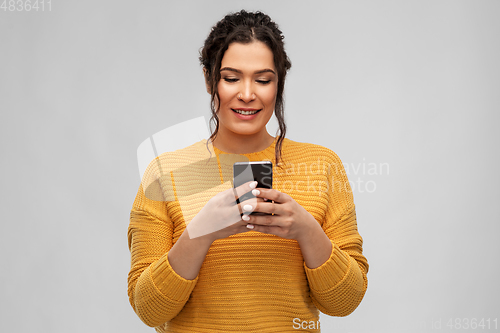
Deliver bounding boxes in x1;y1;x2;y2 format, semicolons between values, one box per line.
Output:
127;9;369;333
214;41;277;154
200;10;292;164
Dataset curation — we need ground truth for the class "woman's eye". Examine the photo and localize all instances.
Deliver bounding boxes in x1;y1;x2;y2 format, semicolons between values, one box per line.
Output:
223;78;238;83
257;80;271;84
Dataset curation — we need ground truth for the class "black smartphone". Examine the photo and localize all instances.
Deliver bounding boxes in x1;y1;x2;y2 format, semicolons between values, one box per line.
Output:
233;161;273;214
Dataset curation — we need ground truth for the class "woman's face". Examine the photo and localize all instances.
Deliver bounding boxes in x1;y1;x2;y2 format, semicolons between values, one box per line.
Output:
215;41;278;139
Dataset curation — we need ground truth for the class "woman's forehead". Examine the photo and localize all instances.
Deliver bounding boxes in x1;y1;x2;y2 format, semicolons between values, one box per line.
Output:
221;41;276;72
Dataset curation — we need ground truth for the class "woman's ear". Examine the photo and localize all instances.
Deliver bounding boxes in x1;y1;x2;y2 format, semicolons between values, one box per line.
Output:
203;68;211;94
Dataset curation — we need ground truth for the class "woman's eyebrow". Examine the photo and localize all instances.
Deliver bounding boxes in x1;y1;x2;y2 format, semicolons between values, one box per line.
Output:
220;67;276;75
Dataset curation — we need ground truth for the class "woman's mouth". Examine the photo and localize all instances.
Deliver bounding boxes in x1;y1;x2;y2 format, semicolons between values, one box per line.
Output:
232;109;261;115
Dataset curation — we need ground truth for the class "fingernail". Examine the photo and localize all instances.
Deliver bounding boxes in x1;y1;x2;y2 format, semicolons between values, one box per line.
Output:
249;181;258;189
252;189;260;196
243;204;253;212
242;215;250;221
246;224;254;229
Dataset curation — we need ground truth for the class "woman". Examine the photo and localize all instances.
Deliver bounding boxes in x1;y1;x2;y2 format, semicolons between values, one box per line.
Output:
128;10;368;332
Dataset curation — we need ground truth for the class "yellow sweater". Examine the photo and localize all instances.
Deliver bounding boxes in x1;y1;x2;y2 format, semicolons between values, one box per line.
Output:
127;138;368;332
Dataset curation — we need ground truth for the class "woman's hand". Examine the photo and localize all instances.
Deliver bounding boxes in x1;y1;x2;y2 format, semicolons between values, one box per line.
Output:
241;187;333;269
240;188;320;242
185;180;263;242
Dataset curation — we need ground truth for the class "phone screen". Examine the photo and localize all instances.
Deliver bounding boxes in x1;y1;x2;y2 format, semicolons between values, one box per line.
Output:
233;161;273;208
233;161;272;188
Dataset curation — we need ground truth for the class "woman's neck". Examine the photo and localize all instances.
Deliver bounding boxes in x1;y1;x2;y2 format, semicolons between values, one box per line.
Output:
211;130;275;154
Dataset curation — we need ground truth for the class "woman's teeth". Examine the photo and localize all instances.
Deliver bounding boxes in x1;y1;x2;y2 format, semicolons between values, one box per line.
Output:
233;109;260;115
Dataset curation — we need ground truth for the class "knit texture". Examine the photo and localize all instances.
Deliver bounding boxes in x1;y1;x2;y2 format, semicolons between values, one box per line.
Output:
127;138;369;332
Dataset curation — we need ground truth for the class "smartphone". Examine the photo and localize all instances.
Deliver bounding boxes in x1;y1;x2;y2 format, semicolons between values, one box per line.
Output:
233;161;273;215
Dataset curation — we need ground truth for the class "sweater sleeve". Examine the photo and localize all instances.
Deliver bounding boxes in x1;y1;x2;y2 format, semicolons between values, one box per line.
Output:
127;183;198;327
303;150;369;317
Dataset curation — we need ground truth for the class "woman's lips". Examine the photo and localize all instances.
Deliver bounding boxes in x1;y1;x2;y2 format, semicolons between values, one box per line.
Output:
232;108;261;119
233;108;259;111
232;108;261;114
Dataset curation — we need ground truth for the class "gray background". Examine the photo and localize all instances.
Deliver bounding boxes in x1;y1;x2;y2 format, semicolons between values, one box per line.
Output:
1;0;499;332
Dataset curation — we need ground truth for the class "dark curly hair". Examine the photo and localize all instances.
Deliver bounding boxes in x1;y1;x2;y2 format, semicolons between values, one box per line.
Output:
199;10;292;167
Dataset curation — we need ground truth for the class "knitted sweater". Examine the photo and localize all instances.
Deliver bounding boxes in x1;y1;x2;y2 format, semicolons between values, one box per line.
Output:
127;137;368;332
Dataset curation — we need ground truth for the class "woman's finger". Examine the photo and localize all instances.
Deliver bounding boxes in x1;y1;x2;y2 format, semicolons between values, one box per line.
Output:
251;187;287;204
232;180;258;202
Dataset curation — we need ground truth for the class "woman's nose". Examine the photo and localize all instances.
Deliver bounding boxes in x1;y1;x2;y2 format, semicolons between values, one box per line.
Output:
238;82;256;102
